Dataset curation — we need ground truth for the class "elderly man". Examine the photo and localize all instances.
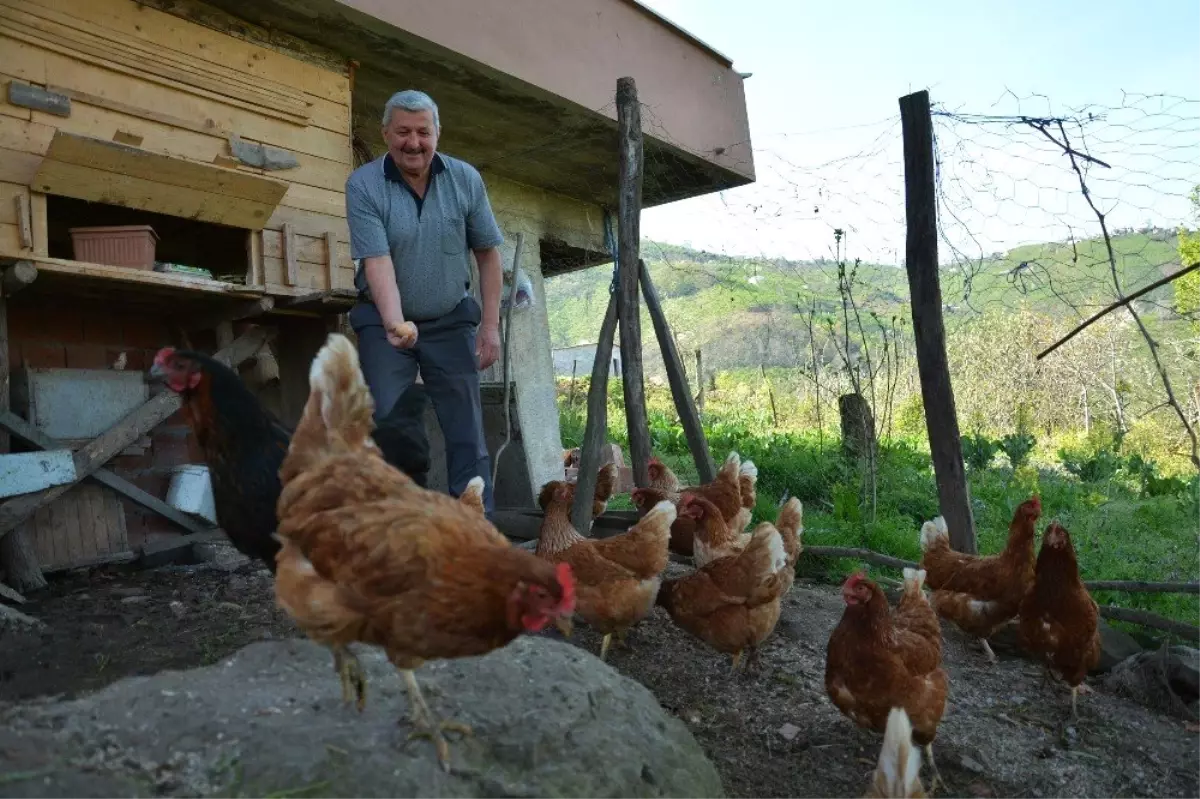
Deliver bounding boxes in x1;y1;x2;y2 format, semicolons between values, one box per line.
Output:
345;89;505;512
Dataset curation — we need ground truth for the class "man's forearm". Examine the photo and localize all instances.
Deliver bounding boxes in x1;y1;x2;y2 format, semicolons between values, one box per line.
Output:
475;247;503;328
363;255;405;324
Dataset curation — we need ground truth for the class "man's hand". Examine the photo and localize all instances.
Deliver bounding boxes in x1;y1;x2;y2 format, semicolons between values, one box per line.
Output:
386;319;418;349
476;321;500;370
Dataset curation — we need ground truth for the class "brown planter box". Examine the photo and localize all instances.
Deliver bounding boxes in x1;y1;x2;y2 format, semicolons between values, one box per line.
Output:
69;225;159;270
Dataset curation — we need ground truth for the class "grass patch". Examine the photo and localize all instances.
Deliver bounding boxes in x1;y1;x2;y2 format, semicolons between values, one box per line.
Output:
559;397;1199;633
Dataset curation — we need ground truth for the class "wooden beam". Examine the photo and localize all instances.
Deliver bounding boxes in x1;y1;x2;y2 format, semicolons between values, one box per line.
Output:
615;76;652;489
324;231;337;286
0;410;214;537
639;260;714;484
186;297;275;333
14;194;32;250
1;261;38;296
282;222;298;286
0;327;269;543
0;451;77;498
139;528;225;565
0;580;25;604
899;89;977;554
570;291;619;535
279;289;357;312
245;229;263;287
1098;605;1199;638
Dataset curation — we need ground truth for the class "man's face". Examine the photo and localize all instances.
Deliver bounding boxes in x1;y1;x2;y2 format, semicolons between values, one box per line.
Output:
382;108;438;176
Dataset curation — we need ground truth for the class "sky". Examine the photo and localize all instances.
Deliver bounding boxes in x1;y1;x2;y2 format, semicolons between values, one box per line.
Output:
636;0;1200;263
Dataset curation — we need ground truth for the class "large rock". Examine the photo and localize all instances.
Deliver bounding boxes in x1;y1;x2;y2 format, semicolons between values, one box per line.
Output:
0;638;722;798
1105;645;1200;721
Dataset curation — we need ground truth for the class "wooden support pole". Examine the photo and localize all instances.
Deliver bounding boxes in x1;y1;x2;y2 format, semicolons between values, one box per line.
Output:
615;76;652;489
571;292;619;535
639;260;715;484
695;349;705;414
0;262;44;591
899;89;977;554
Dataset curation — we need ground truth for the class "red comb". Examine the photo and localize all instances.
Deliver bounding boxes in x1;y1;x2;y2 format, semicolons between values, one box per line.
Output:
843;571;867;588
152;346;176;366
555;562;576;612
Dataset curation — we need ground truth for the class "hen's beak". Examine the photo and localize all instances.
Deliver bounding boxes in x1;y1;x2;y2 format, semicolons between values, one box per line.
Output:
554;615;574;638
145;363;167;385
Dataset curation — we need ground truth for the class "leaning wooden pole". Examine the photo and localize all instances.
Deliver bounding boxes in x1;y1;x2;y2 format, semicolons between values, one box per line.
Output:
615;76;653;489
639;260;715;484
899;90;977;554
571;292;619;535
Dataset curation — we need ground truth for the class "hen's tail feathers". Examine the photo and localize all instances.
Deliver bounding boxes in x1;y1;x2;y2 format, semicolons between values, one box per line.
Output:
718;451;742;479
902;567;927;594
621;499;676;551
304;333;376;452
595;462;619;501
459;476;486;515
919;516;949;553
774;497;804;563
741;524;787;604
870;708;925;799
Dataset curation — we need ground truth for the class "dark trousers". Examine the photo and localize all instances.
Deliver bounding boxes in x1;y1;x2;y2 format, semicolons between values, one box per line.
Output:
350;296;494;512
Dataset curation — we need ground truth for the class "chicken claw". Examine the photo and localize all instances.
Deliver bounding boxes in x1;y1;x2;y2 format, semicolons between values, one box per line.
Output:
401;670;473;772
333;646;367;712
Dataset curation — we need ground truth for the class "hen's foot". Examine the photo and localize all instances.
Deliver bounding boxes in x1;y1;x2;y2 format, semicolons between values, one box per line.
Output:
401;670;473;772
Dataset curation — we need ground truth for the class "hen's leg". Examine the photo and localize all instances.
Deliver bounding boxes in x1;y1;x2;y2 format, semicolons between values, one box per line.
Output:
978;638;998;664
599;633;613;661
742;645;763;675
729;650;743;674
401;669;473;772
332;645;367;712
924;743;945;795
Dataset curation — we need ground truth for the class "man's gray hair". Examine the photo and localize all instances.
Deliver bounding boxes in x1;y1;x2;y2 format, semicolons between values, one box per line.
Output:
382;90;440;130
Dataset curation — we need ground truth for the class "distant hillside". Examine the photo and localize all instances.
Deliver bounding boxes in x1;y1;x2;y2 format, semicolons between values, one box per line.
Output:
543;230;1186;374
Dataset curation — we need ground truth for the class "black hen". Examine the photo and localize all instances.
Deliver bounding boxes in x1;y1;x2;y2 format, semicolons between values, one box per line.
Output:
146;346;431;571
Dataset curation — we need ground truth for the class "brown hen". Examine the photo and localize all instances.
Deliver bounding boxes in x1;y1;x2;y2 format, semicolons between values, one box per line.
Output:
273;333;576;772
535;480;674;659
656;506;788;672
919;496;1042;662
825;569;947;792
1017;521;1101;720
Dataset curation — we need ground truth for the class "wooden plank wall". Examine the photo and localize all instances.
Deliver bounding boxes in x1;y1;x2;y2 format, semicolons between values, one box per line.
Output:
0;0;355;291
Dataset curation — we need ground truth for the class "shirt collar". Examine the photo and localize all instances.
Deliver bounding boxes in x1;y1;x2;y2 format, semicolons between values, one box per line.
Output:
383;152;446;182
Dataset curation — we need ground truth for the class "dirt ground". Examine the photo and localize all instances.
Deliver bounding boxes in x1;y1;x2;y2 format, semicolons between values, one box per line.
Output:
1;555;1196;799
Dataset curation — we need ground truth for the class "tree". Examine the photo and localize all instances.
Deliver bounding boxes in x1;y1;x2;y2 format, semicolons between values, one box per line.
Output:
1176;185;1200;330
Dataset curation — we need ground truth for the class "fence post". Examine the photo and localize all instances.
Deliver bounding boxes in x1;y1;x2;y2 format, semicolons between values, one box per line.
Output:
899;89;977;554
571;293;619;534
616;76;652;488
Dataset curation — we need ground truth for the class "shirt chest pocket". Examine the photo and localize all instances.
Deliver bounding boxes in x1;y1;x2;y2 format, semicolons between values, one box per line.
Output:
441;214;467;255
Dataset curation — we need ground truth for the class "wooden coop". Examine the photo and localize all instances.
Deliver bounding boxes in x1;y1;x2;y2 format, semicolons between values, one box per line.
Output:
0;0;356;592
0;0;757;596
